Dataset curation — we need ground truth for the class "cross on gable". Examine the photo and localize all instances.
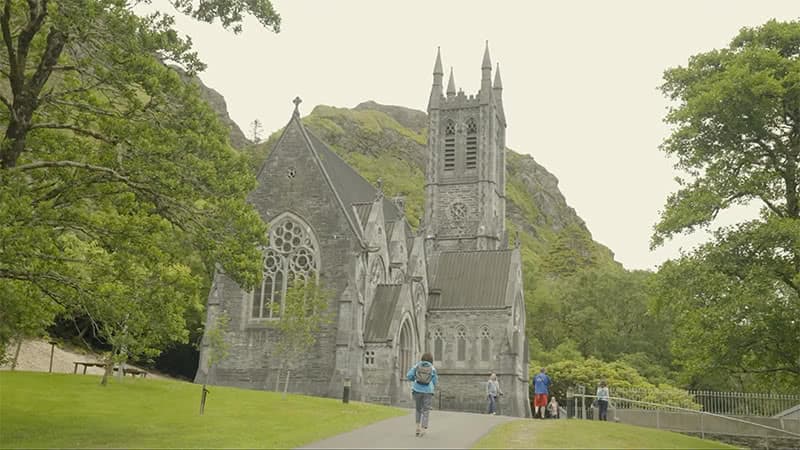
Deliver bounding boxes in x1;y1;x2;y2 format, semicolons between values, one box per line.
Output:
293;96;302;116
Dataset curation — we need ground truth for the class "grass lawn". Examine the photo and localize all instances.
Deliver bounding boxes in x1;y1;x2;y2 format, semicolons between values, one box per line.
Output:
0;371;406;448
473;418;739;449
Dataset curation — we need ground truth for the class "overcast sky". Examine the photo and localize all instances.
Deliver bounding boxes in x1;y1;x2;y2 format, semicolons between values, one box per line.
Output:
145;0;798;270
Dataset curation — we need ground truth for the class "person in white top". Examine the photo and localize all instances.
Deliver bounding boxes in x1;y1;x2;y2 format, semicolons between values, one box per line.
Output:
596;380;610;421
547;395;559;419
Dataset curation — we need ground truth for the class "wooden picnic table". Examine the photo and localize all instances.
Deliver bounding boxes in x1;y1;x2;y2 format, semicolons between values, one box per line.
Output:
73;361;148;378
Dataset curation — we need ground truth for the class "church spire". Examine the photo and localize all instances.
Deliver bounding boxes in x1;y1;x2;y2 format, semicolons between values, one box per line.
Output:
482;40;492;70
428;47;444;110
494;63;506;125
447;67;456;97
480;41;493;103
433;47;443;78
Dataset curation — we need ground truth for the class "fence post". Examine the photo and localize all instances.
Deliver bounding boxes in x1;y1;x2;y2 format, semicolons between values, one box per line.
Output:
656;408;660;429
700;411;704;439
48;341;56;373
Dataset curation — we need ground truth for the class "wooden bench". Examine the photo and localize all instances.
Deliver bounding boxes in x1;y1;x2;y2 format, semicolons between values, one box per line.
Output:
121;367;148;378
73;361;105;374
73;361;148;378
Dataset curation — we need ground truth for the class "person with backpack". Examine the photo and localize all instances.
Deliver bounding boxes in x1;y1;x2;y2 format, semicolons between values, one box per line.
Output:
406;352;438;437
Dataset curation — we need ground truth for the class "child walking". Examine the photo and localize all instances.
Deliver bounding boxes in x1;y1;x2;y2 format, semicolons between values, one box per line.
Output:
407;352;438;437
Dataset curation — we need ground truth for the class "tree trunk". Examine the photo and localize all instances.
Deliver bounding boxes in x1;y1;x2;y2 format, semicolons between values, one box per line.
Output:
100;360;112;386
282;368;291;398
10;338;23;370
275;365;283;391
117;359;125;382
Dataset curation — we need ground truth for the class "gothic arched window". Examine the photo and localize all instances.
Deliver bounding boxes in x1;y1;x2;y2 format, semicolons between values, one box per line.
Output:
252;214;319;320
444;119;455;171
456;326;467;361
480;326;491;361
369;258;385;286
466;118;477;170
398;320;413;375
433;328;443;362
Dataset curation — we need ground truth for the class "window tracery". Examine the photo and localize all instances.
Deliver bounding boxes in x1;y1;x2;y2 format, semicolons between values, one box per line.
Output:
252;214;318;320
480;326;491;361
433;328;444;362
456;326;467;361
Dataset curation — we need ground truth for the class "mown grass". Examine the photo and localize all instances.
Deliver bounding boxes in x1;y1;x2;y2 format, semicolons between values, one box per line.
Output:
0;371;405;449
473;419;738;449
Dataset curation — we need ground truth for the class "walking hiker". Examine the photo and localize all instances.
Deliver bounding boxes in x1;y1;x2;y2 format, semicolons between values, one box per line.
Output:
486;372;503;415
407;352;438;437
596;380;609;421
533;367;551;419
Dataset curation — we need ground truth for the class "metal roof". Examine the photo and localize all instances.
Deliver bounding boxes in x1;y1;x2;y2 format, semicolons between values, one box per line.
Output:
428;250;514;309
364;284;403;342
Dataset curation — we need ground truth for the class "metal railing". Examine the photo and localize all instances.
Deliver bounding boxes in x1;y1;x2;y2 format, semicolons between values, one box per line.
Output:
568;393;800;441
609;387;800;417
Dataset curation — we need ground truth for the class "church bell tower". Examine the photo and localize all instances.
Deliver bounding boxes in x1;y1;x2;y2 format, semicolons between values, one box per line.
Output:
423;44;507;252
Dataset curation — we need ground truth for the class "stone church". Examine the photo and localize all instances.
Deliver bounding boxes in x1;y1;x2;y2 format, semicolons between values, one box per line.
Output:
196;45;531;417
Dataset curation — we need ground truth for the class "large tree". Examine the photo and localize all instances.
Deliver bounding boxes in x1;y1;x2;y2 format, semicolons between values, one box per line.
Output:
0;0;279;361
652;20;800;390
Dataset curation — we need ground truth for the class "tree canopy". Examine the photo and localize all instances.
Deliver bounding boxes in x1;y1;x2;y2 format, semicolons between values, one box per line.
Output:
652;19;800;391
0;0;279;361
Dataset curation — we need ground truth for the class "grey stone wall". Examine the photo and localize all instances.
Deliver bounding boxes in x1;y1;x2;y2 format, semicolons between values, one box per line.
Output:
426;308;529;417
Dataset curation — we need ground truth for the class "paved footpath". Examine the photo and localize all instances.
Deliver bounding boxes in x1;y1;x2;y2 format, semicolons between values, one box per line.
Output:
300;410;516;449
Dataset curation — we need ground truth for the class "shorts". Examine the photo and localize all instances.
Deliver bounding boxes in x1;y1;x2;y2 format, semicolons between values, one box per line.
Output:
534;393;548;407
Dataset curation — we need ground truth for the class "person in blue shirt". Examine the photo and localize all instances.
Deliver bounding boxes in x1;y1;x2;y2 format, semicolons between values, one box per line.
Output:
532;367;551;419
407;352;438;437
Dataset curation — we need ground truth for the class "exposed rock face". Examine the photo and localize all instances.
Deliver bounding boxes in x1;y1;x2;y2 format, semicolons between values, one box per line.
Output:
174;68;250;149
193;80;250;149
507;150;587;233
354;101;428;133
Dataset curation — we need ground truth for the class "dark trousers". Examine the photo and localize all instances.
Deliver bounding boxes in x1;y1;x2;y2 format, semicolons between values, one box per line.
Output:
487;395;498;414
598;400;608;421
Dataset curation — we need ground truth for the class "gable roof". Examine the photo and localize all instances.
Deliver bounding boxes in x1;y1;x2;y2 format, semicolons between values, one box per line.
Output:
364;284;403;342
428;249;514;309
258;111;409;245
